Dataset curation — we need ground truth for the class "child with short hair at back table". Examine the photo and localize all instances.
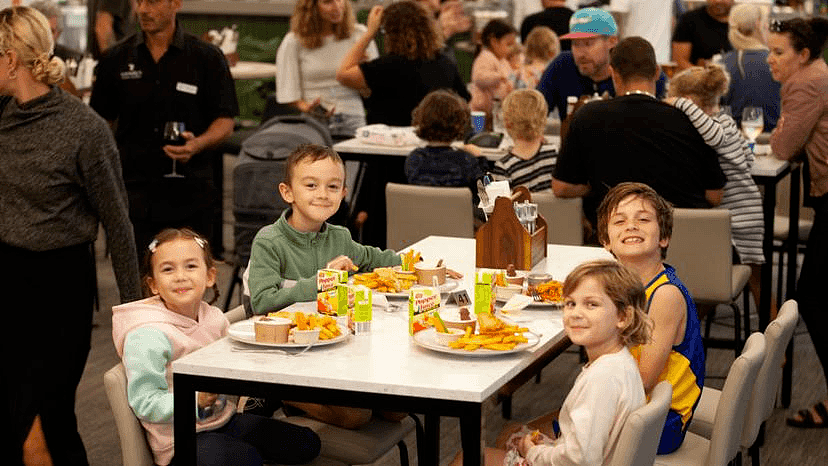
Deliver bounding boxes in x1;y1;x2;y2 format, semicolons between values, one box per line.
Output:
453;260;652;465
491;89;557;192
596;182;706;454
111;228;321;466
246;143;407;429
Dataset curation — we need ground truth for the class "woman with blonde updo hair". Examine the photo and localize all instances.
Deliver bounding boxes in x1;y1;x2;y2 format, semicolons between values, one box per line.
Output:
275;0;378;138
1;6;141;465
337;1;470;126
720;3;780;131
668;64;765;306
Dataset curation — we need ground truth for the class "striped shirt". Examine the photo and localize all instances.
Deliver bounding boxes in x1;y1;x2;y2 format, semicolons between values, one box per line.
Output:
491;146;557;193
674;98;765;264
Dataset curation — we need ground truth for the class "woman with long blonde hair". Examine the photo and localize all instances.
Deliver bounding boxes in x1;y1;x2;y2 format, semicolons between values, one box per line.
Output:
1;6;141;464
275;0;378;137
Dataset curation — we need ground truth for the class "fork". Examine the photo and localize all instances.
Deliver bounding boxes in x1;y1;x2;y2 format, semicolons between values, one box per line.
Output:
231;343;314;356
530;289;544;303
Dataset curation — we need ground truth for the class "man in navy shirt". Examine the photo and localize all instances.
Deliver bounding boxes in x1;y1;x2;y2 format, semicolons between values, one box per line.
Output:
536;8;667;121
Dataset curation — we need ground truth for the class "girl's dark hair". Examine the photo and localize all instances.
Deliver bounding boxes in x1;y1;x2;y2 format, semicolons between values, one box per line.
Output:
477;19;516;57
411;89;470;143
772;17;828;61
142;228;220;304
382;1;442;61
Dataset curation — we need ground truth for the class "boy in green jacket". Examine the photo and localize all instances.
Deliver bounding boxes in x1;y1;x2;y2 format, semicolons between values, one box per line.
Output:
247;143;401;315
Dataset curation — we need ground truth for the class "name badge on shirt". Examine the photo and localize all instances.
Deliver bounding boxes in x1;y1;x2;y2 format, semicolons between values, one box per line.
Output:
176;82;198;95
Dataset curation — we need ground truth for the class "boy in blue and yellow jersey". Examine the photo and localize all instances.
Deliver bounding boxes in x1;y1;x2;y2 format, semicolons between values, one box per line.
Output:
596;182;705;454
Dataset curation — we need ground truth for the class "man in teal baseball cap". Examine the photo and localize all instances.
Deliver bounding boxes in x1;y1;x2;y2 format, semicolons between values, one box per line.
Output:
537;7;667;121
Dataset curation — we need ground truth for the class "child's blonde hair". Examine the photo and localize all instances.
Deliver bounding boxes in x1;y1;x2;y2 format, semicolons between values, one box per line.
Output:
524;26;559;63
142;228;220;304
668;64;730;114
563;260;653;346
502;89;548;141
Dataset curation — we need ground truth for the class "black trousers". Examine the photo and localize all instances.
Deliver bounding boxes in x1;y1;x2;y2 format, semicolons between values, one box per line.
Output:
796;193;828;394
3;241;94;465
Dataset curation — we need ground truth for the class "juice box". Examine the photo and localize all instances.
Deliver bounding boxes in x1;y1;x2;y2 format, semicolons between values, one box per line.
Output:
409;286;441;334
474;270;496;315
349;285;372;335
317;269;348;315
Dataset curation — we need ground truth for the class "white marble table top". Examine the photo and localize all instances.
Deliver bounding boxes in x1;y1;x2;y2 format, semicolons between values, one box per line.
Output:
333;137;559;162
173;238;613;403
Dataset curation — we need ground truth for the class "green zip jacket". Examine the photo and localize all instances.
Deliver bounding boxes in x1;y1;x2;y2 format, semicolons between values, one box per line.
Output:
248;209;401;313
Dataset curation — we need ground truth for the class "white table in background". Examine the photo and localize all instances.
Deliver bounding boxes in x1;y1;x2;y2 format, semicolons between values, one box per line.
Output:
230;61;277;80
173;237;612;466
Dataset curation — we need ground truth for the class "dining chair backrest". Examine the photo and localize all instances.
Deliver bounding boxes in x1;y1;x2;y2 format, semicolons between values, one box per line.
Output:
609;381;672;466
385;182;474;251
531;192;583;245
742;300;799;447
707;332;766;466
666;208;733;303
103;363;154;466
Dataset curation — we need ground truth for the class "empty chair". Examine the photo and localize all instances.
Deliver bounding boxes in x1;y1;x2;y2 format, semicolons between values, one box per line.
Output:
689;300;799;465
531;192;583;245
655;332;766;466
667;208;753;356
609;381;673;466
385;182;474;251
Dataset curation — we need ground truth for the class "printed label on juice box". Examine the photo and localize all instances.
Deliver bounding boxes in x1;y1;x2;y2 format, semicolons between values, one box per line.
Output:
409;286;441;334
348;285;372;334
317;269;348;292
474;270;495;315
336;283;355;317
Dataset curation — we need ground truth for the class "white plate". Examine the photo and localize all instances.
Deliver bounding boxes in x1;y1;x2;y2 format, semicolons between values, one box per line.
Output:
412;327;539;357
350;277;461;298
227;320;349;348
495;294;563;309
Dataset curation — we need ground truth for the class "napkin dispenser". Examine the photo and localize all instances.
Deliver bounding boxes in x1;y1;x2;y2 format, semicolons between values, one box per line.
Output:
475;186;547;269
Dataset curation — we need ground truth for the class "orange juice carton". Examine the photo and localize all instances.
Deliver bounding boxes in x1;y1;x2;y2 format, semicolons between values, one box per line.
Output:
349;285;372;335
317;269;348;315
474;269;497;315
409;286;441;334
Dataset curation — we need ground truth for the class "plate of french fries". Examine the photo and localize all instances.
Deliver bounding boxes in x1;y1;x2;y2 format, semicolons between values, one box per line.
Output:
350;266;459;297
228;311;348;348
412;313;539;356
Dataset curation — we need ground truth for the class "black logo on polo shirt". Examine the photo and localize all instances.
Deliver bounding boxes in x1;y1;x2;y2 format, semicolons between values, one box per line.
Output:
120;63;143;80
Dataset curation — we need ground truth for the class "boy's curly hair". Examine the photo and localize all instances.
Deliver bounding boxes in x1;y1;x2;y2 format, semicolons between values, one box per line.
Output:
382;1;442;61
412;90;470;143
596;182;673;259
503;89;548;142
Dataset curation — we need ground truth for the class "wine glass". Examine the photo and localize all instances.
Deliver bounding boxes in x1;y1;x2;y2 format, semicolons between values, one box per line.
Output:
162;121;186;178
741;107;764;146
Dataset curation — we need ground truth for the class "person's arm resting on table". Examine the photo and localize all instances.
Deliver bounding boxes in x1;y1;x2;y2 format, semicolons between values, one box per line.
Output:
336;5;383;90
638;285;686;391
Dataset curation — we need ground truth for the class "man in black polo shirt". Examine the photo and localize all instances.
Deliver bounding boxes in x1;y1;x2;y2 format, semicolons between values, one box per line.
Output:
90;0;238;256
672;0;733;70
552;37;725;235
519;0;573;51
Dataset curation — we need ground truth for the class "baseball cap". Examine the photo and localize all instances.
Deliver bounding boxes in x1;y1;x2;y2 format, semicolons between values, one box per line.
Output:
560;8;618;40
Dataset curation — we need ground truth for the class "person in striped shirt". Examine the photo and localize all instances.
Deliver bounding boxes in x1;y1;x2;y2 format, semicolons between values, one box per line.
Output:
492;89;557;192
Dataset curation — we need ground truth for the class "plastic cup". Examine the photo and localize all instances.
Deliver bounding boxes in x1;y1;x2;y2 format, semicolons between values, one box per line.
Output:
471;111;486;133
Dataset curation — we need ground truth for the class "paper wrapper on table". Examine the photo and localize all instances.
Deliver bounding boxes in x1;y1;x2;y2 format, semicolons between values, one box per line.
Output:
355;124;422;146
409;287;441;334
476;186;547;270
474;270;496;315
317;269;349;315
349;286;373;335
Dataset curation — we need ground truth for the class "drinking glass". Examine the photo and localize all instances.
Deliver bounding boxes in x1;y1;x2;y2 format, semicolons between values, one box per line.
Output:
162;121;186;178
741;107;764;144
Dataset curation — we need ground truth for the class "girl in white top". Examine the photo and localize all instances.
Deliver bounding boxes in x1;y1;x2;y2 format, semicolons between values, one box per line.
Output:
454;260;651;466
275;0;378;137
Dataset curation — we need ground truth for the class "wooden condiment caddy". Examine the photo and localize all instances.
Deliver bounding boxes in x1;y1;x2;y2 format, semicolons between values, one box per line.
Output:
476;186;547;269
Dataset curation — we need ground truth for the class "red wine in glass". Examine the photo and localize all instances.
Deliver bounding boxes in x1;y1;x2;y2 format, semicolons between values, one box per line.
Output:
163;121;186;178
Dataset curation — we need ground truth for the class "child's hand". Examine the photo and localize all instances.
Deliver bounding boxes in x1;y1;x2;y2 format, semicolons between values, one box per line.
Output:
517;433;538;458
326;255;358;272
462;143;483;157
197;392;218;409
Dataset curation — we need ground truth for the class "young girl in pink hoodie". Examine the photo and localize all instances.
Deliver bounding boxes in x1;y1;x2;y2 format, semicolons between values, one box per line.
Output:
112;228;320;466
